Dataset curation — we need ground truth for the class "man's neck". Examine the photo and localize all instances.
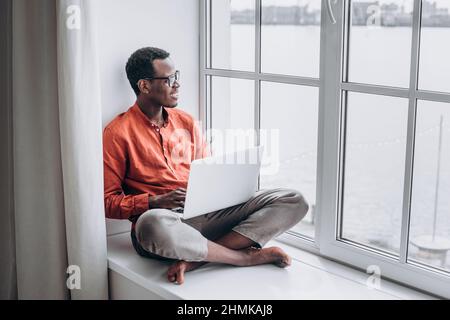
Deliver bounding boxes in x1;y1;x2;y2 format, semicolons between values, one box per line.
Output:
136;98;164;123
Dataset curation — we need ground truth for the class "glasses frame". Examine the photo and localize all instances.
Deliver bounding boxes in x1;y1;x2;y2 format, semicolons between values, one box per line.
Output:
140;70;180;87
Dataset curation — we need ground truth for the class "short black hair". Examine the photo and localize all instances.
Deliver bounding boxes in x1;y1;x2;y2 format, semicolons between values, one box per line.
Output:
125;47;170;96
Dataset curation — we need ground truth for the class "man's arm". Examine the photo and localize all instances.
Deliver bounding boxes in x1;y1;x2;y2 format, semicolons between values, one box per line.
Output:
103;127;187;219
103;127;149;220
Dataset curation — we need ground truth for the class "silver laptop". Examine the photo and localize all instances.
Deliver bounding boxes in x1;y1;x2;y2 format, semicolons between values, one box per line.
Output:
174;146;263;220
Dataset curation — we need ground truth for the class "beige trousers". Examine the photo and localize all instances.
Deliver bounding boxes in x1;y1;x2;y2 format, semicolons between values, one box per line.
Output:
131;188;309;262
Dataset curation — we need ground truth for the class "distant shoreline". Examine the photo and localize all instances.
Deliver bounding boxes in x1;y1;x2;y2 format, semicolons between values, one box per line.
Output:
230;22;450;28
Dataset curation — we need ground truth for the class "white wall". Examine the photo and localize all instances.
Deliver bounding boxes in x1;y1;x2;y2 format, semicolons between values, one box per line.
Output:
92;0;200;235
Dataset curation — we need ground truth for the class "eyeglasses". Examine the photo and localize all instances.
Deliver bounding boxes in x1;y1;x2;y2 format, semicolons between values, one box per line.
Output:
141;70;180;87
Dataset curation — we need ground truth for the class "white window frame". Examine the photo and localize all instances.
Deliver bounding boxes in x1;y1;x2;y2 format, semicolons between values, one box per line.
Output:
200;0;450;298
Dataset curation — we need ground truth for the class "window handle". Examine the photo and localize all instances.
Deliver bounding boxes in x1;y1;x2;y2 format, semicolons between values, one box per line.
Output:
327;0;337;24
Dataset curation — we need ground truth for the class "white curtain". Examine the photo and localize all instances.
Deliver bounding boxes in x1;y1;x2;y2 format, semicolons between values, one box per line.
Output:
1;0;108;299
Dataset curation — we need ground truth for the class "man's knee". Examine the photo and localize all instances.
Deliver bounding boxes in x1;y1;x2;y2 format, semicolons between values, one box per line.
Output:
277;188;310;223
134;209;207;261
135;209;179;251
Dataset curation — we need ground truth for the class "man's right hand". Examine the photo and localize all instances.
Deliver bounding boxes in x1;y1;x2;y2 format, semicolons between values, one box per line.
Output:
149;188;186;209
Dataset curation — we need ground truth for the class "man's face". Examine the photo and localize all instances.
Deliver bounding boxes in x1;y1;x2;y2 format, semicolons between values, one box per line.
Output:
145;58;180;108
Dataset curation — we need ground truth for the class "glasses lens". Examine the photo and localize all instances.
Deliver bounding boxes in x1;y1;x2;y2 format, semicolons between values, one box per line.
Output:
168;71;180;87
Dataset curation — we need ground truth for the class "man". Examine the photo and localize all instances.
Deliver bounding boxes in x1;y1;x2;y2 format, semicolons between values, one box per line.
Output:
103;47;309;285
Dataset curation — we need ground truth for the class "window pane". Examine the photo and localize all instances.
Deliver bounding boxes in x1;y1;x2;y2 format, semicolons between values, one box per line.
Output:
409;101;450;271
212;0;255;71
341;92;409;254
260;82;319;239
419;0;450;93
261;0;321;78
348;0;413;87
210;77;255;153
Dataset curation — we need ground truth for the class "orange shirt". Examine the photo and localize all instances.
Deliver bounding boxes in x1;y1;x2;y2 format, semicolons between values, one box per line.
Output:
103;103;209;225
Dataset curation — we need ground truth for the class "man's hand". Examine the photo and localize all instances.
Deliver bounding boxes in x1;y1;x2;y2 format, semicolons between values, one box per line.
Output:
149;188;186;209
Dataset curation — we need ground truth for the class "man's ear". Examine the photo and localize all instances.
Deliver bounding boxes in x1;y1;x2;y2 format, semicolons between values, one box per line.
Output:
138;79;151;95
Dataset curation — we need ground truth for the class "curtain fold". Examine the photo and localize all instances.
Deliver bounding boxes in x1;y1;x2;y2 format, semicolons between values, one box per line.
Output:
12;0;69;300
4;0;108;299
0;0;17;301
56;0;108;300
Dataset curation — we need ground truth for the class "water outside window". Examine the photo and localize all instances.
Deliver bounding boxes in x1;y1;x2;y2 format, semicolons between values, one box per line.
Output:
209;0;450;271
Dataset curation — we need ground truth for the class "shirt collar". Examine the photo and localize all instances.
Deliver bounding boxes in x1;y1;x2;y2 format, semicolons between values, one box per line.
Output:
132;103;170;128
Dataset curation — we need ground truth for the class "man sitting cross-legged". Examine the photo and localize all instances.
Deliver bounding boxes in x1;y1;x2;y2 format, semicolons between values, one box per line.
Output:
103;47;309;284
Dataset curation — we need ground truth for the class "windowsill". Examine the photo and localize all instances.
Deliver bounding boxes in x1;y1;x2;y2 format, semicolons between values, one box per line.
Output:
107;232;435;300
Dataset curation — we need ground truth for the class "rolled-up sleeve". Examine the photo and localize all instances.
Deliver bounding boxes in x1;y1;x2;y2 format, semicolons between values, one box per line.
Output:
103;127;149;220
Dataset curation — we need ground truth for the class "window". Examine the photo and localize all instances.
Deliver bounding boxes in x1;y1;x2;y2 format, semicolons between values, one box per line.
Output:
347;0;413;87
201;0;450;298
341;92;409;255
211;0;255;71
261;1;321;77
409;100;450;271
419;1;450;93
260;82;319;238
201;0;321;243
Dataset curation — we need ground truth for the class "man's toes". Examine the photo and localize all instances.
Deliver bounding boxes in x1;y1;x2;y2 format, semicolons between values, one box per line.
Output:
278;256;291;268
176;268;185;285
282;255;292;267
167;270;177;282
167;261;191;285
267;247;292;268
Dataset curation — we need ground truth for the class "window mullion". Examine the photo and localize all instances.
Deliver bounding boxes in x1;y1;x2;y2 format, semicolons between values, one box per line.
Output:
255;0;262;192
207;0;212;69
199;0;207;134
255;0;262;75
255;0;262;146
317;0;346;249
416;90;450;104
400;0;423;264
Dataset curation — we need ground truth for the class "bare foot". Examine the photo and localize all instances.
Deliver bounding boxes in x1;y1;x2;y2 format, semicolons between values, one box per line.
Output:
245;247;292;268
167;260;207;285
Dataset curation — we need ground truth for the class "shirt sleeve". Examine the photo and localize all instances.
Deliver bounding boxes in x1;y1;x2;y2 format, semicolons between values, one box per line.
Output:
103;127;149;220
